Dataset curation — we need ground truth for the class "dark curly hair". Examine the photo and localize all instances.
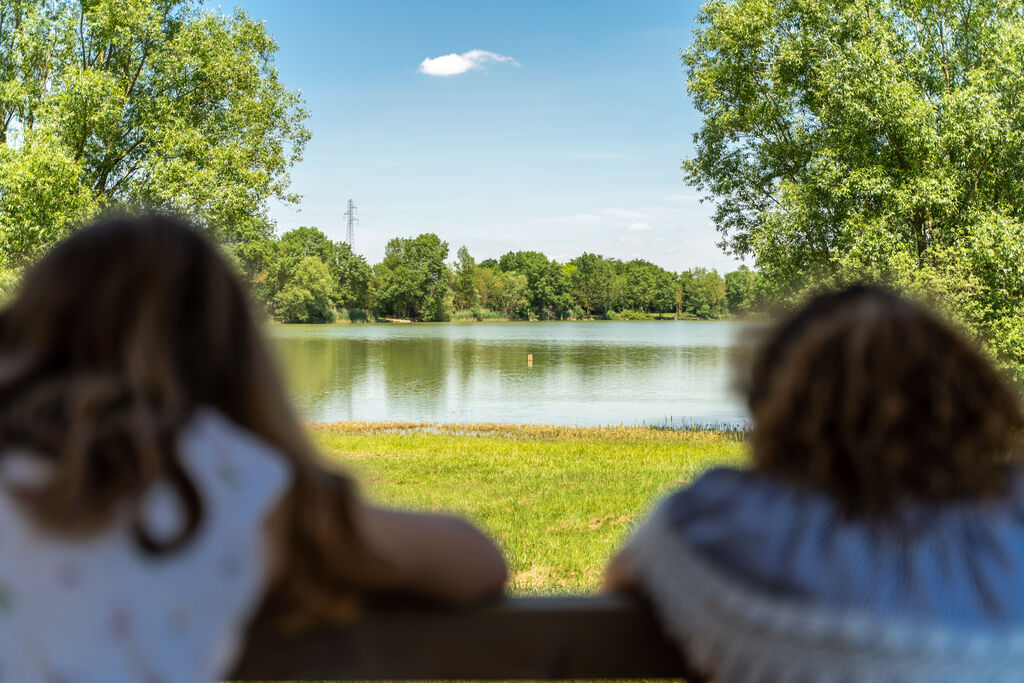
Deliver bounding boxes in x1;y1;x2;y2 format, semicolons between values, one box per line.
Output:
745;286;1024;516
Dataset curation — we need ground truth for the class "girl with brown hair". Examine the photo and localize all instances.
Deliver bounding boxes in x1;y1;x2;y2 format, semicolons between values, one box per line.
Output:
0;215;505;682
606;286;1024;682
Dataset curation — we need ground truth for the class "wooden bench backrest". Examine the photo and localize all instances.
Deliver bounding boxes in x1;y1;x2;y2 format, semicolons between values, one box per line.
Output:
231;594;702;680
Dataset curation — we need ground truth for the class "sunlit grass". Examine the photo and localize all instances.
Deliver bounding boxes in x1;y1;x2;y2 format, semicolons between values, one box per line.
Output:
309;422;748;594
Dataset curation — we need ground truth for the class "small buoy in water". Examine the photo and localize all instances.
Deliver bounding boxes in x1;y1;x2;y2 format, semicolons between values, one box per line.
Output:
527;353;534;367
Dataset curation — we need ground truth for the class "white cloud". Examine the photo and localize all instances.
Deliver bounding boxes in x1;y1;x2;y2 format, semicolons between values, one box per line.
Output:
627;221;652;232
419;49;520;76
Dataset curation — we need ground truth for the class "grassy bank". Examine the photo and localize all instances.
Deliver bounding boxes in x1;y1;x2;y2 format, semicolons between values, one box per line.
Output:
309;422;748;594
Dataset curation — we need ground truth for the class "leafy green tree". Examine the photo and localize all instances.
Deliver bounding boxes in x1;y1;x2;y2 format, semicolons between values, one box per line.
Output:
724;265;759;314
496;271;530;319
0;132;100;264
0;266;19;305
452;245;479;310
222;215;278;282
498;250;572;319
471;265;524;318
682;267;727;319
258;226;371;313
261;227;329;305
330;241;371;310
619;259;677;313
372;233;451;321
271;256;334;323
0;0;309;267
278;226;337;262
569;253;617;316
683;0;1024;379
474;266;501;311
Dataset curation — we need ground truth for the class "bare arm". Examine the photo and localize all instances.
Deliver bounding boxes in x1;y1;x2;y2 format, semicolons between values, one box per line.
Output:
602;542;642;594
264;488;507;606
354;504;507;604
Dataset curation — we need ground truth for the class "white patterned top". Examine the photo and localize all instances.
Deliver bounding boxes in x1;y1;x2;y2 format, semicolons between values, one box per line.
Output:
0;408;292;683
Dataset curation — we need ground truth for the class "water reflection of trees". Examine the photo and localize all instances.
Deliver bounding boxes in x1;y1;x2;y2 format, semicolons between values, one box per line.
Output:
272;331;747;424
378;339;449;416
271;337;370;418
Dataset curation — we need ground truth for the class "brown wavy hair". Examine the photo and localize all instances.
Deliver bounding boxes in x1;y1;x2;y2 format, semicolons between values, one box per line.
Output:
0;214;370;622
745;285;1024;515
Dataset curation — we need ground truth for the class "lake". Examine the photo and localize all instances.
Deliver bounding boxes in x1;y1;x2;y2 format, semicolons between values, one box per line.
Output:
269;321;760;427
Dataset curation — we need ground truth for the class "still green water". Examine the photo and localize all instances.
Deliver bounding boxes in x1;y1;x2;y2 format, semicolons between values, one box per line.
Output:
269;320;759;427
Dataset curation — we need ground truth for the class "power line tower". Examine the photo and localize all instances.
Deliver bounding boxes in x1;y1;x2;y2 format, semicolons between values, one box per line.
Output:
343;199;358;248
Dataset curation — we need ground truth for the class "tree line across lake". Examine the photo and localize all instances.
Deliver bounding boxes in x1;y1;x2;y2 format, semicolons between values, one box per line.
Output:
2;0;1022;381
225;223;763;323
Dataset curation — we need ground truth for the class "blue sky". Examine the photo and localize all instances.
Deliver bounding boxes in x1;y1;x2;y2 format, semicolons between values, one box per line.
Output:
214;0;738;271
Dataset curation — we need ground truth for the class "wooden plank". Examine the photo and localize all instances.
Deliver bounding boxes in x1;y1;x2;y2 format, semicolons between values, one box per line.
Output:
231;594;702;680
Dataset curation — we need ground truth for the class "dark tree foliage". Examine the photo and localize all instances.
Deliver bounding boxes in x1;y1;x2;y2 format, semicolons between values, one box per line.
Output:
235;230;757;324
569;253;617;316
618;259;677;313
235;225;370;322
683;0;1024;379
498;251;573;320
372;233;451;321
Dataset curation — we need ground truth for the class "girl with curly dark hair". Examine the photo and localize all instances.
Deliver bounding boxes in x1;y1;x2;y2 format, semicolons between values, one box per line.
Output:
606;286;1024;683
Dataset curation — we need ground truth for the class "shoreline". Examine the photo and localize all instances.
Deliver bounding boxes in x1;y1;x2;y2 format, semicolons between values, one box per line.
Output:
277;315;760;325
307;420;749;439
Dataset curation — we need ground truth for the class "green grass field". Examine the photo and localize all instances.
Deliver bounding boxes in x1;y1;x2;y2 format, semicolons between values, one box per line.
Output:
309;422;748;594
